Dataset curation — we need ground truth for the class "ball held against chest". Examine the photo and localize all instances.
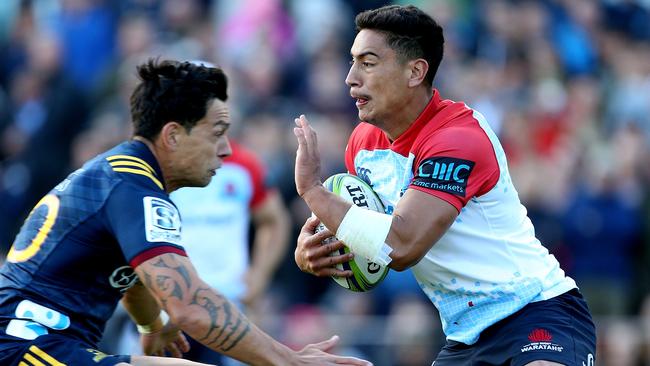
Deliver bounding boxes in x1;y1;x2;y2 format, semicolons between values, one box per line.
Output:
314;173;389;292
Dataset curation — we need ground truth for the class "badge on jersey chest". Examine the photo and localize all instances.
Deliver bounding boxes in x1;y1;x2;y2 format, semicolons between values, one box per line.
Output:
143;197;182;244
412;156;475;196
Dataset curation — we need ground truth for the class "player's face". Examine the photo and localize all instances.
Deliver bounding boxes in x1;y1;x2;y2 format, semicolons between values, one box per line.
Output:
176;98;232;187
346;29;413;128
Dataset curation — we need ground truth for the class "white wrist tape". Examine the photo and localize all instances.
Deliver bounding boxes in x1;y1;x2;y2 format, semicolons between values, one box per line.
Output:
336;205;393;266
136;310;169;334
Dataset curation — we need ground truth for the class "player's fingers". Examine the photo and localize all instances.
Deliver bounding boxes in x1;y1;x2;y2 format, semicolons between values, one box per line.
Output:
316;238;345;254
293;126;307;147
307;262;351;277
307;335;340;352
318;252;354;269
299;115;319;156
311;228;335;244
332;357;374;365
302;215;321;232
175;332;190;353
325;268;353;277
165;341;182;358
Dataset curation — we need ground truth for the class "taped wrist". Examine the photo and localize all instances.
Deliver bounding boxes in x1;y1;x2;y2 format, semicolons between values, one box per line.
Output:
335;205;393;265
136;310;169;334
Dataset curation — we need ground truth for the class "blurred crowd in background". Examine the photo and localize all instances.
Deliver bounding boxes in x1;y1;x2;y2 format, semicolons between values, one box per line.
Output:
0;0;650;364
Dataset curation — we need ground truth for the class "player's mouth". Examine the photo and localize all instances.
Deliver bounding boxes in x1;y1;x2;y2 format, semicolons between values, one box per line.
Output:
355;97;369;108
351;93;370;108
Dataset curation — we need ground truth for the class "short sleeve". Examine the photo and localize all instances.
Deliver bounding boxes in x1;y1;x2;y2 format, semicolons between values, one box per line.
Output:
104;182;187;268
409;127;500;212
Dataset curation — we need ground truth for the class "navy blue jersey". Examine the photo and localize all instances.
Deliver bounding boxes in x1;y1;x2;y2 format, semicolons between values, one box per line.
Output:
0;141;187;350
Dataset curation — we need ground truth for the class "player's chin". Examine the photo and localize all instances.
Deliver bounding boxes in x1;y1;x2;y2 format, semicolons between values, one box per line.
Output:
356;106;371;120
192;173;214;187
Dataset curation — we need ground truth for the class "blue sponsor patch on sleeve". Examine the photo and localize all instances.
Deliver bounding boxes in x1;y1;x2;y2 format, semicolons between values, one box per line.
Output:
412;157;475;196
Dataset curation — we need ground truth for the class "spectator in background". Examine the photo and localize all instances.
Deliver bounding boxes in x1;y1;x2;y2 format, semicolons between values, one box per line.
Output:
0;30;88;252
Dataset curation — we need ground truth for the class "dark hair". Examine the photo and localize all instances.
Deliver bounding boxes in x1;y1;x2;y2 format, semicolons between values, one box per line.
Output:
355;5;444;86
130;58;228;139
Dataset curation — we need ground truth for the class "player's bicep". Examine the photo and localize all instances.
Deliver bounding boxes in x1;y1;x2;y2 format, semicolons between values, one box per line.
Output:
387;189;457;269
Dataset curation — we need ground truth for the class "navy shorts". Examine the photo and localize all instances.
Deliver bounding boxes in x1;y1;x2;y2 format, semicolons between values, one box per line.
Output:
434;289;596;366
0;334;131;366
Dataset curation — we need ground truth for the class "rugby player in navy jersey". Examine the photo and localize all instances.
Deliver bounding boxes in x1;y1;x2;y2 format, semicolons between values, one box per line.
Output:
292;5;596;366
0;59;372;366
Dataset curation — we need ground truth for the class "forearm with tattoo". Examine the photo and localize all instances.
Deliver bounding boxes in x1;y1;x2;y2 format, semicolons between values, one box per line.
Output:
138;254;251;353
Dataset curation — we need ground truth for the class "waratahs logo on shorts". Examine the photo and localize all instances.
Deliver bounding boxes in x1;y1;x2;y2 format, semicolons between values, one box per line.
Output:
521;328;564;353
143;196;182;245
412;157;475;196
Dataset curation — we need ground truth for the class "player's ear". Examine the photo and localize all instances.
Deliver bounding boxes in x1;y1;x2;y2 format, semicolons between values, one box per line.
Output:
408;58;429;88
160;122;182;150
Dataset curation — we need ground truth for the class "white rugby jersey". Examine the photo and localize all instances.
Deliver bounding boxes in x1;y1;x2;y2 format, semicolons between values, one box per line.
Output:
344;90;576;344
171;141;270;301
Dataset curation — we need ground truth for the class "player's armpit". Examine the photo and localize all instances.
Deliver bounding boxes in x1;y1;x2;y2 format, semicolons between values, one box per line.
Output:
133;253;252;354
387;188;458;271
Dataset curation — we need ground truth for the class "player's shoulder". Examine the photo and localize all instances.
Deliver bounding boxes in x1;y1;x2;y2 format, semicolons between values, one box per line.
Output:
419;102;492;152
100;141;166;192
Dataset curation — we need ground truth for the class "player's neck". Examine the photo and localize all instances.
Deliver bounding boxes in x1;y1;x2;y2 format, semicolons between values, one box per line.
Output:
381;89;433;141
132;136;174;193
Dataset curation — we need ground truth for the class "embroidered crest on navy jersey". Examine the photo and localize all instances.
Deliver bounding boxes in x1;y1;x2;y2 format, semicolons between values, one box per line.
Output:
412;157;475;196
107;154;163;190
143;197;182;244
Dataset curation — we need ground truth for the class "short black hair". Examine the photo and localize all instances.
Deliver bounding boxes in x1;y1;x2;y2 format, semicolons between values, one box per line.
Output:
130;58;228;139
355;5;444;86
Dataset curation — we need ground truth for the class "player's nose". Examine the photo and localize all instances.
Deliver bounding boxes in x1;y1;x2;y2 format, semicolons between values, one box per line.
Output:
218;136;232;158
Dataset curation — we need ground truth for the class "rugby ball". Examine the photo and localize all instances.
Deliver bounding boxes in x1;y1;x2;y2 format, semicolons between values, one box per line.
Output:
315;173;389;292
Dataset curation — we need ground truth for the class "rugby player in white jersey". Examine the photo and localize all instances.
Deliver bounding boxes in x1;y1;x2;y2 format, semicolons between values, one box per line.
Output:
292;5;596;366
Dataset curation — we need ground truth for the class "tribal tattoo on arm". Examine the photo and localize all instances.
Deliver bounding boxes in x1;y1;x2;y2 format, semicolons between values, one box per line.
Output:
136;253;252;353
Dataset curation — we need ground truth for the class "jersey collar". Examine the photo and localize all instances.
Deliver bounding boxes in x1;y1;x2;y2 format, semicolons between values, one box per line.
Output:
389;89;442;154
128;140;166;190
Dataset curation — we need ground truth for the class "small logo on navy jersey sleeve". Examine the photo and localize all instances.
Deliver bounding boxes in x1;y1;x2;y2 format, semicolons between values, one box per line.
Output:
412;157;475;196
143;197;182;244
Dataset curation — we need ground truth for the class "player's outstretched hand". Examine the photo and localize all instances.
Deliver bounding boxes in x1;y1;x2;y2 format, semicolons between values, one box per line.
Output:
293;114;322;197
295;335;373;365
140;321;190;358
295;216;354;278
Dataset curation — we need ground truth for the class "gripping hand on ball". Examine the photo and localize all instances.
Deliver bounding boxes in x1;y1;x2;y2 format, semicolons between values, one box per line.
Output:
295;216;354;277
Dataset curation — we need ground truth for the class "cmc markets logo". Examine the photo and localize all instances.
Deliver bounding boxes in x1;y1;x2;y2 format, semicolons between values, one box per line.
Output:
521;328;564;353
412;157;474;197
